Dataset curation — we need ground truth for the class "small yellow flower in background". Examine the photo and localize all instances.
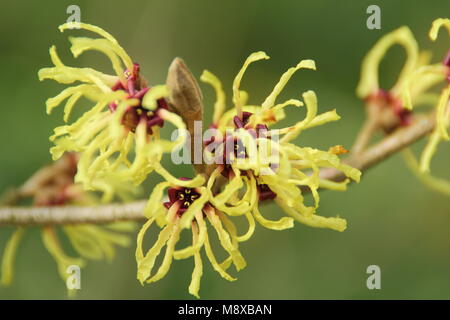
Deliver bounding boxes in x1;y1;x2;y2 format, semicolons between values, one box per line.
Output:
201;52;360;233
136;179;246;298
38;23;188;193
357;26;419;102
0;153;135;292
401;18;450;193
357;18;450;195
356;25;444;128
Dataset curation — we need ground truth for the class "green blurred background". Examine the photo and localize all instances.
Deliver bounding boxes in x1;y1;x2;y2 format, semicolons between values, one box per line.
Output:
1;0;449;299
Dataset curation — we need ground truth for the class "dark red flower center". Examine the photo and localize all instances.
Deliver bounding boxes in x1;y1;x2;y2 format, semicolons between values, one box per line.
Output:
204;112;271;177
164;186;201;216
109;63;168;134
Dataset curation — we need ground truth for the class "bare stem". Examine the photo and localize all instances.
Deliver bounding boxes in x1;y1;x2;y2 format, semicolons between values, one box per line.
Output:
320;114;435;182
0;201;147;226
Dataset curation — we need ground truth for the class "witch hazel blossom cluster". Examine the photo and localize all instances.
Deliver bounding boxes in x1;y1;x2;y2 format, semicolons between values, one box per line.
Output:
38;22;192;197
37;22;361;297
135;51;361;297
7;15;444;298
61;8;450;298
0;11;447;299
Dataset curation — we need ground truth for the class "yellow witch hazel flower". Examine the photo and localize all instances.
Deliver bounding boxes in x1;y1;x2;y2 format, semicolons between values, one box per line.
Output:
401;18;450;194
0;153;135;293
136;53;361;298
357;18;450;194
38;23;188;192
201;52;361;233
356;25;442;129
136;179;247;298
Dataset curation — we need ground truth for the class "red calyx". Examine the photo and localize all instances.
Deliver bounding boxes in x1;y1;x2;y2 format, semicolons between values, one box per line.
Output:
109;63;168;134
164;185;201;216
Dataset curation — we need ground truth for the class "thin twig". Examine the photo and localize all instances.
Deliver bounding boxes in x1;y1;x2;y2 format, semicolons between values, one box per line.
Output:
350;117;378;155
0;201;147;226
320;114;435;181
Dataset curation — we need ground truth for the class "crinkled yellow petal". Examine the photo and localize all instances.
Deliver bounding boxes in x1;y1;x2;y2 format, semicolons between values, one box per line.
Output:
154;206;169;228
319;178;350;191
41;227;86;283
212;169;244;206
293;147;361;182
59;22;133;69
51;101;106;142
219;257;233;272
45;84;91;115
206;167;222;191
188;222;203;298
401;64;447;110
62;92;83;122
201;70;226;125
206;209;246;271
135;217;155;262
137;221;175;284
144;182;170;218
39;46;117;90
157;109;187;152
239;90;249;106
262;59;316;109
68;37;125;77
154;163;205;188
174;211;207;259
1;227;25;286
356;26;418;98
429;18;450;41
245;174;258;209
147;223;181;283
281;90;318;143
420;127;445;173
304;109;341;130
204;230;236;281
275;198;347;232
142;85;170;111
233;51;270;113
259;175;301;208
236;212;256;242
250;99;302;127
253;205;294;230
271;99;303;112
436;86;450;140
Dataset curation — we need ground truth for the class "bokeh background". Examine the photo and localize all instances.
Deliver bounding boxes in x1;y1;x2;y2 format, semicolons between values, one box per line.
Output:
1;0;449;299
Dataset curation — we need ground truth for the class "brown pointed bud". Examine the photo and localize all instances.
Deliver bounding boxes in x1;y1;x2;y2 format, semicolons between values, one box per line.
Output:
166;57;205;173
